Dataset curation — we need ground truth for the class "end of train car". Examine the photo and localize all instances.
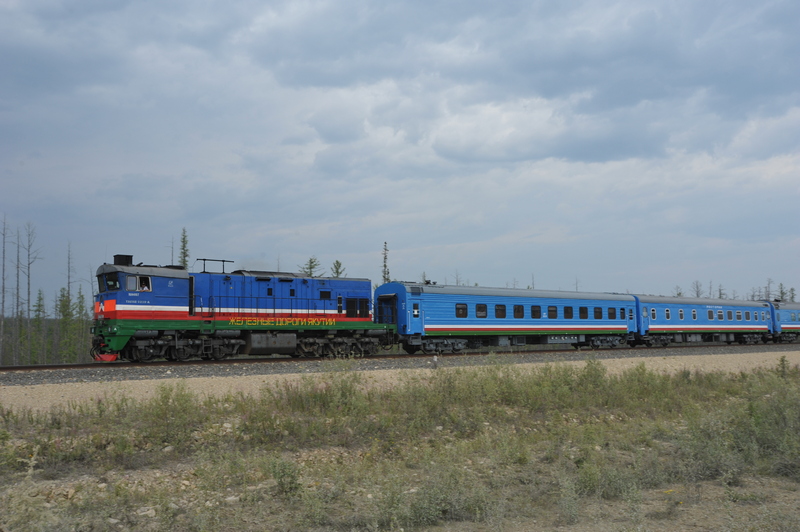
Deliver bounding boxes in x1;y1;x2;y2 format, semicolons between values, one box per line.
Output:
92;254;393;362
631;295;775;346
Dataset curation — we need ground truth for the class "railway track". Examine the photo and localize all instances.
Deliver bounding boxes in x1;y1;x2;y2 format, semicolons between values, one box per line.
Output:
0;341;774;373
1;342;798;388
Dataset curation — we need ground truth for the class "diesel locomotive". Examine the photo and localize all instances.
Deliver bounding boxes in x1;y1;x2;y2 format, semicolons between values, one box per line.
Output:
91;255;390;362
92;254;800;361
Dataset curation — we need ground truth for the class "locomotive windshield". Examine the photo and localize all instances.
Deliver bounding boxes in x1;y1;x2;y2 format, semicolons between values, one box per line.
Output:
97;272;121;293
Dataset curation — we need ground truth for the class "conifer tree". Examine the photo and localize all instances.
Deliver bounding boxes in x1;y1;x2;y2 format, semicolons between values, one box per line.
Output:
331;260;346;278
179;228;190;268
299;256;323;277
382;242;390;284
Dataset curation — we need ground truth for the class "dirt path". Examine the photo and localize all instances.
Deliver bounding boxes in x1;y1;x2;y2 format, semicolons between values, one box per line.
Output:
3;350;798;412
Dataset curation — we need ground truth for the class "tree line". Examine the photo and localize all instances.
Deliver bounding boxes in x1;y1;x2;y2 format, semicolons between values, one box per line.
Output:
0;217;95;365
674;278;796;301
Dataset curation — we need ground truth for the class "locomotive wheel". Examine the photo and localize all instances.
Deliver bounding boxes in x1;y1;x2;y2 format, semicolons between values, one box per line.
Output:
174;347;190;362
402;343;420;355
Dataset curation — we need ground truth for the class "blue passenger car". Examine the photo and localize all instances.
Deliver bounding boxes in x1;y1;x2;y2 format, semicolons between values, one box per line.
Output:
632;295;773;346
772;301;800;342
374;282;637;353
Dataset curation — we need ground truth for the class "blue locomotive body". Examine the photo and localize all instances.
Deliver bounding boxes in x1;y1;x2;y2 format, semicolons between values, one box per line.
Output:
92;255;388;361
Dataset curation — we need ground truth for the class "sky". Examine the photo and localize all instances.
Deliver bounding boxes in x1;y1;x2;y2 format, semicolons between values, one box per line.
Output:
1;0;799;307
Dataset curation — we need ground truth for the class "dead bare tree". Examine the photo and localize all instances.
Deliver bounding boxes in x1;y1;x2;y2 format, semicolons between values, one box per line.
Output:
691;280;704;298
22;222;42;322
0;214;6;364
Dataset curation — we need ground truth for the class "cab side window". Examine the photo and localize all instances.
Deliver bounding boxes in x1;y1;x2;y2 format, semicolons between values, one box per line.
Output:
126;275;151;292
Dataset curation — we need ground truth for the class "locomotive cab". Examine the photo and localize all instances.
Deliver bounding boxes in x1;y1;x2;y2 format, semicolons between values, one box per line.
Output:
92;254;192;361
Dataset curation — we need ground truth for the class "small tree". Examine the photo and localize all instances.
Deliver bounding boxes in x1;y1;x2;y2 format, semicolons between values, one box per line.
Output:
54;287;74;363
330;260;346;278
717;284;727;299
298;256;323;277
382;242;390;284
778;283;788;301
672;285;684;297
30;289;47;364
179;228;190;268
691;280;704;298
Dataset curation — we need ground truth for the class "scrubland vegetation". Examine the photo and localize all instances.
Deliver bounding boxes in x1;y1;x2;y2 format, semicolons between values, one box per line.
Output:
2;356;800;530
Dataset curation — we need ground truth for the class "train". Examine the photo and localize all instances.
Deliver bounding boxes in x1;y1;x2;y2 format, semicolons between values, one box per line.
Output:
91;254;800;362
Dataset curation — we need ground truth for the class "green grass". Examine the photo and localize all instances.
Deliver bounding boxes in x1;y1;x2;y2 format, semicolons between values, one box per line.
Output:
2;356;800;530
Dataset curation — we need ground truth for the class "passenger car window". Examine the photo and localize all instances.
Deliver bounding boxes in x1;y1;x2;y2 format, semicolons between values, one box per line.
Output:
547;306;557;319
495;305;506;319
564;307;573;319
455;304;468;318
531;306;541;319
476;304;487;318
